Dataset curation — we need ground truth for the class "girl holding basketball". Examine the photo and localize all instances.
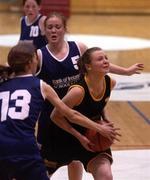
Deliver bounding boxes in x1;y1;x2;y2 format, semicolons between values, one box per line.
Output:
36;12;143;180
50;47;120;180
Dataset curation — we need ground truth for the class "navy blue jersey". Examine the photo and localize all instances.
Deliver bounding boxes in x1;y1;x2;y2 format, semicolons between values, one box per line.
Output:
37;41;81;145
0;75;45;160
37;41;81;98
20;14;47;49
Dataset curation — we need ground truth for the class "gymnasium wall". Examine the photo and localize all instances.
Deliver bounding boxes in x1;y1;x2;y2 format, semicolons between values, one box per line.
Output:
0;0;150;15
71;0;150;14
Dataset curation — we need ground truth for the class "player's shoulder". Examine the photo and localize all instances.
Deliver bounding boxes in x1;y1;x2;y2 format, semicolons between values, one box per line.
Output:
69;83;85;98
38;15;46;26
39;15;46;23
76;41;88;55
106;74;116;90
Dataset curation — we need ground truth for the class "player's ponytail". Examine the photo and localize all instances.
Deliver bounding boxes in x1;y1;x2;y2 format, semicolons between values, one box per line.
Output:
0;65;13;84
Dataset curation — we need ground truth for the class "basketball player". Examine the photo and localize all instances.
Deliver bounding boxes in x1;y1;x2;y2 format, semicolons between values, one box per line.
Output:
0;42;119;179
36;12;144;179
50;47;117;180
20;0;47;49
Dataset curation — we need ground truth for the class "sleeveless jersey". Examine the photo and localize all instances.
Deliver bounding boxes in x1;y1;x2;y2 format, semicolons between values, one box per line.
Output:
20;14;47;49
37;41;81;100
71;75;111;134
36;41;81;145
0;75;45;160
39;75;113;166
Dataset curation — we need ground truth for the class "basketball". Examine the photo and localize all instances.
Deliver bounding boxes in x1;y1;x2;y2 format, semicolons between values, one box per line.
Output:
85;121;113;152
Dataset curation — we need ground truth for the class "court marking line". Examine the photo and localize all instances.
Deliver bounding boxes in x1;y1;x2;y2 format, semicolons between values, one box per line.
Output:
127;101;150;125
1;34;150;50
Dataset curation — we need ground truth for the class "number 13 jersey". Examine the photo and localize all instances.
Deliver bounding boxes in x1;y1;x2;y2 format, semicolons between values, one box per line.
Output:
0;75;45;160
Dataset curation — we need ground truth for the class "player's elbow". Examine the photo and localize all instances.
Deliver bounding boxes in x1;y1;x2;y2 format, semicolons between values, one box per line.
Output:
50;109;59;123
66;110;80;124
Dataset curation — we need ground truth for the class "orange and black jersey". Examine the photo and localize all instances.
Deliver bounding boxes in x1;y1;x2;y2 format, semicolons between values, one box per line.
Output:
70;74;112;133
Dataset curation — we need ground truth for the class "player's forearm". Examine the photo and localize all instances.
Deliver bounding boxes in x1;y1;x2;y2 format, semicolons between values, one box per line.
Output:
51;113;85;141
68;110;105;133
101;109;108;121
51;107;103;134
109;63;144;75
109;63;128;75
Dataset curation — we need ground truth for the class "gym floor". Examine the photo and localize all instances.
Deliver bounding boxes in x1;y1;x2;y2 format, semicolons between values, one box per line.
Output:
0;8;150;180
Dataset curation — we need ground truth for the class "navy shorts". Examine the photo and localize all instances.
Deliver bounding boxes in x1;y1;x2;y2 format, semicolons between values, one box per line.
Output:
0;158;49;180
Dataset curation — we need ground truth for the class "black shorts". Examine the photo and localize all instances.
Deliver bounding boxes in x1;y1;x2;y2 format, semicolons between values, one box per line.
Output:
40;140;113;175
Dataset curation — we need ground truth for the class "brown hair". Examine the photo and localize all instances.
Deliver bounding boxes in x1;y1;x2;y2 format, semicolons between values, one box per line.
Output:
23;0;41;6
7;41;36;74
77;47;102;75
0;41;36;83
0;65;13;83
44;11;67;31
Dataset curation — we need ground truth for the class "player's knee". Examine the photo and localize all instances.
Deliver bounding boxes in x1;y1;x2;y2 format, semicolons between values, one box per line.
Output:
97;168;113;180
104;171;113;180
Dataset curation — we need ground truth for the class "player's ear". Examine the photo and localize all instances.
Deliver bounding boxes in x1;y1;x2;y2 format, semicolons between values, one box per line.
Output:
85;64;91;71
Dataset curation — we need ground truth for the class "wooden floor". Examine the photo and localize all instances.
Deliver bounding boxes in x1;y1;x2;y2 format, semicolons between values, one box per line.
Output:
0;10;150;150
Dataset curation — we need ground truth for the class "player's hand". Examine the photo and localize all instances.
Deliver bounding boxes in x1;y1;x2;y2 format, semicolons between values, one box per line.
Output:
78;135;95;152
97;120;121;142
126;63;144;75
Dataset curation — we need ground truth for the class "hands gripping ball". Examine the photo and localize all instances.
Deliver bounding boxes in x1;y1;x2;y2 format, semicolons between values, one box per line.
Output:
85;120;113;152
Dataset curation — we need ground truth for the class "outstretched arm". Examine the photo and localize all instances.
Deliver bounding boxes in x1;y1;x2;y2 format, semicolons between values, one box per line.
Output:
77;42;144;76
109;63;144;75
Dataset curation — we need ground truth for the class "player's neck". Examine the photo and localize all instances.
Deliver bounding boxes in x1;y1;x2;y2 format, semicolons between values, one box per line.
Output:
85;74;104;87
48;41;68;58
26;15;38;24
85;75;105;98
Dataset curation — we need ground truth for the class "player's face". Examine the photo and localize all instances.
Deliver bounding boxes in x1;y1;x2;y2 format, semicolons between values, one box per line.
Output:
23;0;40;22
45;16;66;44
87;50;110;74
